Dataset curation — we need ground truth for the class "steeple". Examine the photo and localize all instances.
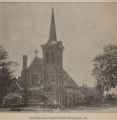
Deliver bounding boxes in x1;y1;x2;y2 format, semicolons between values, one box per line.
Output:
48;8;57;42
41;8;64;67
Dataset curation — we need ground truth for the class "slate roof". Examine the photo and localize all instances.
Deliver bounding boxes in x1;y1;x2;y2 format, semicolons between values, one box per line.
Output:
28;57;43;70
27;57;78;88
63;69;78;88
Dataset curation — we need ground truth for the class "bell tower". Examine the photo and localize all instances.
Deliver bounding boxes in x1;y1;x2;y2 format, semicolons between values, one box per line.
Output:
41;8;64;69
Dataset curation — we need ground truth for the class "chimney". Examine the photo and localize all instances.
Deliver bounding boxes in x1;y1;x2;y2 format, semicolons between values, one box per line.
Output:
23;55;27;69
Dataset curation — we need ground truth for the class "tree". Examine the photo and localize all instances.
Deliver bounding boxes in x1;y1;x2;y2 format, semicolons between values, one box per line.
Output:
92;44;117;93
0;45;17;105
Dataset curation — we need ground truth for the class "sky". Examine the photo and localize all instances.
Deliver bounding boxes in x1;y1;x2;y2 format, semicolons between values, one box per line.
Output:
0;2;117;87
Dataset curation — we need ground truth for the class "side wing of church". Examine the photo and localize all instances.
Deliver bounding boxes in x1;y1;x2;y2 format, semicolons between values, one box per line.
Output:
19;9;79;107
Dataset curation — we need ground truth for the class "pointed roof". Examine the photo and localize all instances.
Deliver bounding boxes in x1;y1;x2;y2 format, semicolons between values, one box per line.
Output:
41;8;64;49
48;8;57;43
63;69;78;88
28;57;43;70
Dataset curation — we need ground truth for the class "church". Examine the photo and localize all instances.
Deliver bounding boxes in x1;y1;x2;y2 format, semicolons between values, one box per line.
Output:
19;9;80;107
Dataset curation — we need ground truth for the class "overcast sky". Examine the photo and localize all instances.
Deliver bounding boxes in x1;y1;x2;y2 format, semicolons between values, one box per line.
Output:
0;2;117;87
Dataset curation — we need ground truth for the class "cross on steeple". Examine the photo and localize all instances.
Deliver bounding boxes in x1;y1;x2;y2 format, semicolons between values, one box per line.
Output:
34;49;39;57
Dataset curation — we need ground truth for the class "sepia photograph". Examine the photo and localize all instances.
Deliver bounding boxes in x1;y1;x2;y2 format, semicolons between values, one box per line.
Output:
0;2;117;114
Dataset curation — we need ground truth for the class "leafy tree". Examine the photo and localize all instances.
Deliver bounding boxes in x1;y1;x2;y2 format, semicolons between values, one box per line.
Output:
0;45;17;105
92;44;117;93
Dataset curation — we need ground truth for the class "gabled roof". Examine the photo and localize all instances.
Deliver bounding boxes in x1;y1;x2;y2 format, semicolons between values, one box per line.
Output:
27;57;78;88
28;57;43;70
63;69;78;88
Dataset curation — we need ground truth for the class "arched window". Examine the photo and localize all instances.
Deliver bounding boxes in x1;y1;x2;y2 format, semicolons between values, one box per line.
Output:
32;74;40;86
51;52;55;63
45;52;49;63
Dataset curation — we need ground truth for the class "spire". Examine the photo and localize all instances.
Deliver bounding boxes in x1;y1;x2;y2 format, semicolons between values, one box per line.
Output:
48;8;57;42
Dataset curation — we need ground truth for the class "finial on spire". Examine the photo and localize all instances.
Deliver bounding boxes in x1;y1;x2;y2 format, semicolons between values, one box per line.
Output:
34;49;39;57
48;7;57;42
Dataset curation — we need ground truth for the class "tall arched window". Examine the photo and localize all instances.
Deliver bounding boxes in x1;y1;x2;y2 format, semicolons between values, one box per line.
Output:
51;52;55;63
45;52;49;63
32;74;40;86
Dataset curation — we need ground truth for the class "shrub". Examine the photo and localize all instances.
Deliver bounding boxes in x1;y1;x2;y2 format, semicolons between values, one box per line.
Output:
104;93;117;105
2;92;22;107
80;88;104;106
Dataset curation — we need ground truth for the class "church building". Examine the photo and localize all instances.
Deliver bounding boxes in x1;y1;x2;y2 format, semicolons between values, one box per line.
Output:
19;9;80;107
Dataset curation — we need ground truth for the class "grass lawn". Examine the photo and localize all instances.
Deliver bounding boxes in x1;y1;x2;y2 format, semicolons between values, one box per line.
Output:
0;104;117;112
